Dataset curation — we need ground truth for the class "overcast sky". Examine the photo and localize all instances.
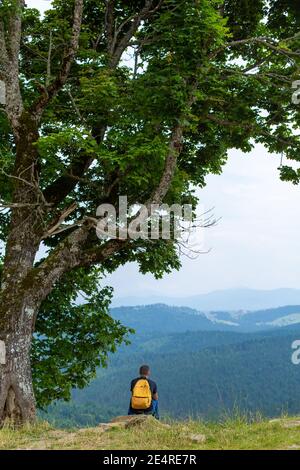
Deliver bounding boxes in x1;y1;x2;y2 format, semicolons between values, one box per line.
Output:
28;0;300;298
28;0;50;14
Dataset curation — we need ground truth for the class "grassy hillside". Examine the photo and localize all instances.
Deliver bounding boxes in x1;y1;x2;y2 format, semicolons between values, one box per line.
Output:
1;416;300;450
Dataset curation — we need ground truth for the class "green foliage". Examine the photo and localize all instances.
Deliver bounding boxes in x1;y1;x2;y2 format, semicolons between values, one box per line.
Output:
0;0;22;21
224;0;265;39
268;0;300;36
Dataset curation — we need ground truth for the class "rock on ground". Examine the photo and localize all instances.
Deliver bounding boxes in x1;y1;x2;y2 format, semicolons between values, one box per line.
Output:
188;433;206;444
269;418;300;429
98;415;170;431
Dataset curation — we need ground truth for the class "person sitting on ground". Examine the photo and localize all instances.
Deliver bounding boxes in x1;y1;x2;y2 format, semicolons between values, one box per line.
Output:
128;365;159;419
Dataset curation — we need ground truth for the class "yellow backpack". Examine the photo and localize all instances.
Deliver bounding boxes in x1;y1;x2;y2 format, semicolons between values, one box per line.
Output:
131;379;152;410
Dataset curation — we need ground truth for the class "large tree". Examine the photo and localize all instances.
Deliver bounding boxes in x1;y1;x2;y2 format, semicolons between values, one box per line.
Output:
0;0;299;425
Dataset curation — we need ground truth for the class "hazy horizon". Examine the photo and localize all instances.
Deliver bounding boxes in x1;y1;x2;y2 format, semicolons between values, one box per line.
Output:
111;287;300;312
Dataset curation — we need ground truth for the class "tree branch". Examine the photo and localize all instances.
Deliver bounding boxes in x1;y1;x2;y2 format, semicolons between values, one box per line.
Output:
43;147;98;206
105;0;115;56
211;35;300;61
42;202;78;239
46;30;53;87
108;0;164;68
1;1;25;134
0;21;8;80
148;124;184;206
31;0;84;120
22;221;127;307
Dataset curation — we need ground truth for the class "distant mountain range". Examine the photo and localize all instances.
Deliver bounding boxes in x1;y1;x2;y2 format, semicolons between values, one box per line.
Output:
111;288;300;312
111;303;300;332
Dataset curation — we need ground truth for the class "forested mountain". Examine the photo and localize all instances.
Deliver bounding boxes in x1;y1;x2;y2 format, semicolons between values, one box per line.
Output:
43;305;300;427
71;333;300;420
110;304;232;333
111;304;300;332
237;305;300;328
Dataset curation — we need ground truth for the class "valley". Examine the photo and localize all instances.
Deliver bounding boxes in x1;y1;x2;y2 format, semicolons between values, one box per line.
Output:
42;303;300;427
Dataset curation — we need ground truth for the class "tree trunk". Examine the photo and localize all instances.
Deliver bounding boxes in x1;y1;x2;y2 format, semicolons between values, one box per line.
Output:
0;287;38;425
0;115;42;426
0;301;36;426
0;231;40;426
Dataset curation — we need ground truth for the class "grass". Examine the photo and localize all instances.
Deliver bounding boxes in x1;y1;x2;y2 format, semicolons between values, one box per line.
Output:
0;416;300;450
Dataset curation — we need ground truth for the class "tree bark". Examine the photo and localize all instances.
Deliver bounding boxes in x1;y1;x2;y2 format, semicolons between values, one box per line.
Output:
0;299;37;426
0;112;42;426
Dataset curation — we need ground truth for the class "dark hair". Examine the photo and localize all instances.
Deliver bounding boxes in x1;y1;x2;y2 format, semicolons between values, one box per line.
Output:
139;365;150;376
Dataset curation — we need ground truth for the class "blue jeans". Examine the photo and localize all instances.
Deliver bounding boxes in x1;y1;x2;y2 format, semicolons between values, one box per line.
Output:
128;399;159;419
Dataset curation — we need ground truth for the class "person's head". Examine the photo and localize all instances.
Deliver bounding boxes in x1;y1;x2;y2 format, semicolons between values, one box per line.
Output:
139;364;150;377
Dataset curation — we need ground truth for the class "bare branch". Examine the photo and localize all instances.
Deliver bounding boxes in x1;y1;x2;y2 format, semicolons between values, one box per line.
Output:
109;0;164;69
42;202;78;239
0;201;52;210
67;88;85;122
211;36;300;61
46;30;53;87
